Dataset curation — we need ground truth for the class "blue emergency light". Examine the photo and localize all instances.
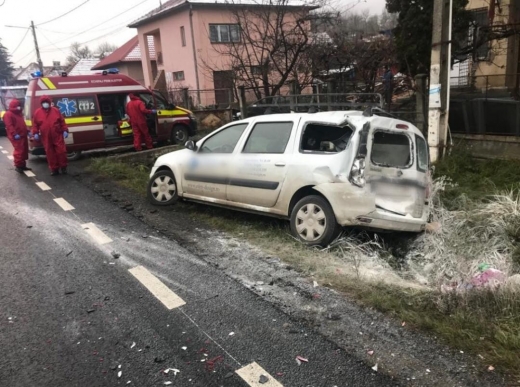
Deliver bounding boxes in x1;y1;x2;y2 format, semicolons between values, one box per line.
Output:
30;71;43;78
102;68;120;75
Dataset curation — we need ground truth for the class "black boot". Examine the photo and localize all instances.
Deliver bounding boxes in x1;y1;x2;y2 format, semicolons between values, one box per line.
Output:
51;169;59;176
15;167;24;174
21;166;32;171
61;167;67;175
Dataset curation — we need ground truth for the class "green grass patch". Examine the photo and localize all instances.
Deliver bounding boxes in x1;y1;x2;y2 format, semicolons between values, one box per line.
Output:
434;148;520;208
87;158;150;196
89;153;520;379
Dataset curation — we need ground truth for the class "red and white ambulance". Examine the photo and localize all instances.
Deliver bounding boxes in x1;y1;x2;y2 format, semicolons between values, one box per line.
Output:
25;70;197;160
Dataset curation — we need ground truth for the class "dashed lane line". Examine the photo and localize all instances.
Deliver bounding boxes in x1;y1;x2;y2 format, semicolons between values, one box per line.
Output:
35;181;51;191
7;155;14;160
129;266;186;310
53;197;75;211
1;150;8;154
81;222;113;245
236;362;284;387
24;171;36;177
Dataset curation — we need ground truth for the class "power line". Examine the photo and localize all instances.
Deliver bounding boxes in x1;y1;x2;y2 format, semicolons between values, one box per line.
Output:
10;28;30;56
0;0;6;6
36;0;91;26
13;50;35;65
38;0;151;48
38;29;68;55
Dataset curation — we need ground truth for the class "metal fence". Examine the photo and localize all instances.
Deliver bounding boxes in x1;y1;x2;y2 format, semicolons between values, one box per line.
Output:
168;88;235;111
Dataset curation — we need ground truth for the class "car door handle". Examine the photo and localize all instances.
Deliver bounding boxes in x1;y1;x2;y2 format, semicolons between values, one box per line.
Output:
92;116;100;121
274;162;286;167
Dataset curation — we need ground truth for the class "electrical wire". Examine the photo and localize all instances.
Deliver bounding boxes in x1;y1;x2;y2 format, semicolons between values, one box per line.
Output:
36;0;91;26
0;0;6;6
38;0;152;50
10;28;30;56
38;29;68;55
13;50;35;65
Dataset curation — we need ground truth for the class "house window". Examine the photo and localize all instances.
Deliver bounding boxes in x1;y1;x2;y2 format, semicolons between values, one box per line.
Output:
471;8;489;61
173;71;185;81
251;65;262;75
209;24;240;43
180;26;186;47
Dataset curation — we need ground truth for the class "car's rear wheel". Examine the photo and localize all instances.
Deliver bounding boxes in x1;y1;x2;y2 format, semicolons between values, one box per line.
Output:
148;169;179;206
67;150;82;161
290;195;340;247
171;125;189;145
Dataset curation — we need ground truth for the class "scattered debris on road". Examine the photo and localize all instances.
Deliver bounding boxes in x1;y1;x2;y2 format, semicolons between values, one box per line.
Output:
66;250;73;257
118;371;122;378
228;332;235;336
111;251;121;259
372;364;378;372
130;342;136;349
488;365;495;372
259;374;269;384
163;368;180;376
64;290;75;295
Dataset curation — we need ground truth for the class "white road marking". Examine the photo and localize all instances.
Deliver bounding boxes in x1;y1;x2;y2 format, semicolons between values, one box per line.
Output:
1;150;8;154
53;197;75;211
0;146;3;148
236;363;283;387
81;222;113;245
128;266;186;310
36;182;51;191
24;171;36;177
7;156;14;160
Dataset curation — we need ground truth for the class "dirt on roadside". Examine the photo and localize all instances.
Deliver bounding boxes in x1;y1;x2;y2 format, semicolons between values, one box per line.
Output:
70;158;507;387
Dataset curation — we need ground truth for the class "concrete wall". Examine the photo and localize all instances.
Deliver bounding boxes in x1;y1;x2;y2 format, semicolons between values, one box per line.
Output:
453;133;520;159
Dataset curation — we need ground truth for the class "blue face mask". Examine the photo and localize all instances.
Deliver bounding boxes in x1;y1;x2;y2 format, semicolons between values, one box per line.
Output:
42;102;50;109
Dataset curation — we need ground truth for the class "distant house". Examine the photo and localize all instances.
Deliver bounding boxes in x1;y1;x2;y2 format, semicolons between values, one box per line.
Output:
67;58;102;76
10;61;65;86
128;0;318;107
91;36;157;86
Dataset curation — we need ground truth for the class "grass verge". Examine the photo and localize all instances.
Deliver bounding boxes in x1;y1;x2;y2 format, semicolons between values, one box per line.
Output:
89;154;520;379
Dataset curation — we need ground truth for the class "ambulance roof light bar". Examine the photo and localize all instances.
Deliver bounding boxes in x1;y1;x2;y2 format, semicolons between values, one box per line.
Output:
30;71;43;78
102;68;120;75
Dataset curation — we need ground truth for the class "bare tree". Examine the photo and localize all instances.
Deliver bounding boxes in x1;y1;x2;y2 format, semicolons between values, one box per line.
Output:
202;0;324;101
66;42;92;66
96;42;118;59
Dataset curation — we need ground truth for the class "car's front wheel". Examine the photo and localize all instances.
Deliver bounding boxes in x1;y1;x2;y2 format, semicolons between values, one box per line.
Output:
148;169;179;206
290;195;340;247
171;125;189;144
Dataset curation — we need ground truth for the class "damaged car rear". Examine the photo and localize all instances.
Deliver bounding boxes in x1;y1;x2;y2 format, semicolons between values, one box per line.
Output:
148;111;430;246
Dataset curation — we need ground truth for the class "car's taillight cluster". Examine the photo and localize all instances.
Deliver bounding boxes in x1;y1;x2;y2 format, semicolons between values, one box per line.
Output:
349;157;366;188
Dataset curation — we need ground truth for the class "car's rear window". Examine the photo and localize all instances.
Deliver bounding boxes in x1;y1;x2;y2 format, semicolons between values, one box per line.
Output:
371;131;411;168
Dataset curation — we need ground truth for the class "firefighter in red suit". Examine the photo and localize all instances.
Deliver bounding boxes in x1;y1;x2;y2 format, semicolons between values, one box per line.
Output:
32;95;69;176
126;93;156;151
3;99;31;173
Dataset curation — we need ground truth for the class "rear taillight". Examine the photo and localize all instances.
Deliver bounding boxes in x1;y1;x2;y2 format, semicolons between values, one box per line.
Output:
349;157;366;187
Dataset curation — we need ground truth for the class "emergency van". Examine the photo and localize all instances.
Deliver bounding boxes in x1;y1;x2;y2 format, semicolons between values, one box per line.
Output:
0;85;28;136
25;70;197;160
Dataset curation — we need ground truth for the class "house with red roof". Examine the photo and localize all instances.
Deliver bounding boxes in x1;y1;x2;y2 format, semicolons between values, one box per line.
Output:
91;36;157;86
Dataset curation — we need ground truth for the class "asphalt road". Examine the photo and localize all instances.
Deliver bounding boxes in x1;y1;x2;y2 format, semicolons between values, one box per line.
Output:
0;137;398;386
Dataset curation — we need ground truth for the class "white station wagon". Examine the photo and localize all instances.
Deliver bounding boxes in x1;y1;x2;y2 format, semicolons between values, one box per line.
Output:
148;111;430;246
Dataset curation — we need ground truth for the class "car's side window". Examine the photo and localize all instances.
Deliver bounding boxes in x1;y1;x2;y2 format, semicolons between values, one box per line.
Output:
199;123;248;154
415;134;429;172
242;122;293;154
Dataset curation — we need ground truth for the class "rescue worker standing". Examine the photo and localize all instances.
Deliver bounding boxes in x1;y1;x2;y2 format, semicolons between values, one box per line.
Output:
4;99;31;173
126;93;156;151
32;95;69;176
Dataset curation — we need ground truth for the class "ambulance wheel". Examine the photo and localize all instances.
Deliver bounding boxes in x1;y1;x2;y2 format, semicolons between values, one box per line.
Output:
171;125;189;144
67;150;82;161
148;169;179;206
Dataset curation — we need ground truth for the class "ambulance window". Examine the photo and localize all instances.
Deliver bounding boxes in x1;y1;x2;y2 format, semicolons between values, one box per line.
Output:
52;96;97;118
152;91;168;109
138;94;155;109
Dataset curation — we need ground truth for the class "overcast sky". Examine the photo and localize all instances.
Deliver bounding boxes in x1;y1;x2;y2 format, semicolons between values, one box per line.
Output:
0;0;387;69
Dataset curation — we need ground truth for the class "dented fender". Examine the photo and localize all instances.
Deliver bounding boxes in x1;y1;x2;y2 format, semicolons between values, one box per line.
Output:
313;183;376;225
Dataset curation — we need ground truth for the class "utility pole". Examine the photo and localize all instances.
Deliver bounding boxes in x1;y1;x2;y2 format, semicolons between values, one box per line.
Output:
428;0;453;162
30;21;44;73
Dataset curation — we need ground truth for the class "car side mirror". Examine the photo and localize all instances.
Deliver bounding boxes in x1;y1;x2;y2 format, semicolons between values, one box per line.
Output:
185;140;197;151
